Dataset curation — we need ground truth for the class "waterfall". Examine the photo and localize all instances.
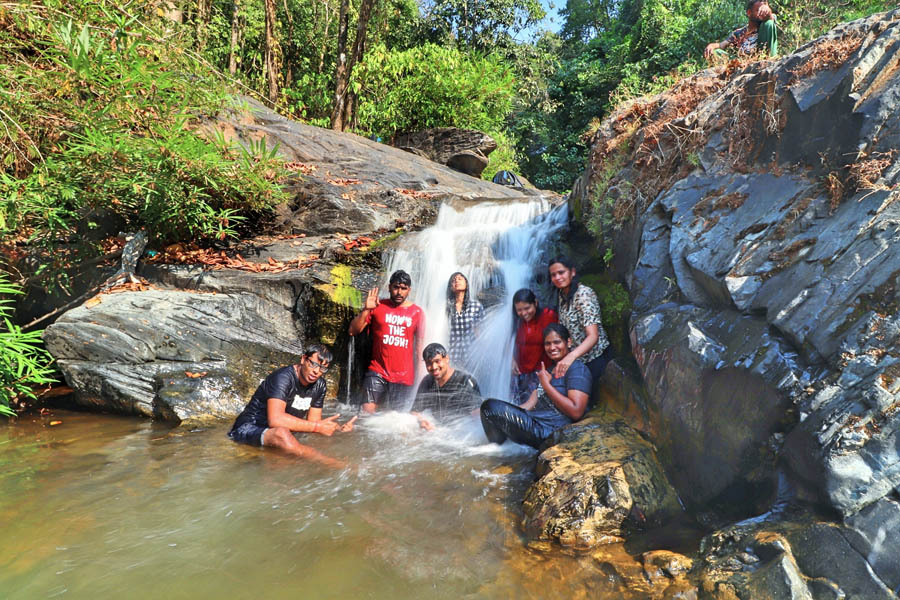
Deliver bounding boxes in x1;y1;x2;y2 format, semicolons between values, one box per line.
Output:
344;335;354;403
383;196;567;402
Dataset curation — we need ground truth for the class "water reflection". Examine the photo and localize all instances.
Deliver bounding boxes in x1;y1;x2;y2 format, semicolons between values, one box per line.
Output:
0;410;671;599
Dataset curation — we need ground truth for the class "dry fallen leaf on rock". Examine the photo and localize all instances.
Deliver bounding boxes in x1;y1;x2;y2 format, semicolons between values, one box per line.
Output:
84;296;102;308
185;371;208;378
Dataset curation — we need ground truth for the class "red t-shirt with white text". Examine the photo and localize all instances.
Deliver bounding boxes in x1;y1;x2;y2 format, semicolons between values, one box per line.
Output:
364;300;424;385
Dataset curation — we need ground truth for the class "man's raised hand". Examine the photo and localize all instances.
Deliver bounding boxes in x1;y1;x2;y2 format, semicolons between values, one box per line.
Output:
340;416;358;433
365;287;379;311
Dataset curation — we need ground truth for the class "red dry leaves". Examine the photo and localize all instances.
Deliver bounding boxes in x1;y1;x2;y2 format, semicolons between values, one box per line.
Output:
395;189;436;199
342;235;374;251
327;177;362;186
148;244;316;272
284;162;317;175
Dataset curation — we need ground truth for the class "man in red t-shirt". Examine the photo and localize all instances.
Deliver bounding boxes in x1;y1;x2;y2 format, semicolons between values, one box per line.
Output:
349;270;425;413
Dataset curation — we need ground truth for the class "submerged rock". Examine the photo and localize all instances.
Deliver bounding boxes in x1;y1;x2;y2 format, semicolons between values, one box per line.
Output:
698;516;897;599
522;411;682;548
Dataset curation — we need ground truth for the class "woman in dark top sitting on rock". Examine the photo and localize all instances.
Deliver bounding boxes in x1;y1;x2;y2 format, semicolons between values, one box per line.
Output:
481;323;591;449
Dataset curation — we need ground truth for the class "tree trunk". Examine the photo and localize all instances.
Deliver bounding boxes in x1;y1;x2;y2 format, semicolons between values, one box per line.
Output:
330;0;376;131
330;0;351;131
196;0;211;51
264;0;281;104
228;0;243;76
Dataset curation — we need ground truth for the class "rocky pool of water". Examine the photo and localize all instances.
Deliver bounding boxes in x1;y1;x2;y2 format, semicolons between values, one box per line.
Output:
0;409;704;599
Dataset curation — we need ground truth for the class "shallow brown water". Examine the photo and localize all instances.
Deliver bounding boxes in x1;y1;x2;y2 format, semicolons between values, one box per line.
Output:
0;409;684;599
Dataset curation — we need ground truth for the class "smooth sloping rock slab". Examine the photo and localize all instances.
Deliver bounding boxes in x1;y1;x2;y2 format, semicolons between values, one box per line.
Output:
522;413;681;548
213;99;538;237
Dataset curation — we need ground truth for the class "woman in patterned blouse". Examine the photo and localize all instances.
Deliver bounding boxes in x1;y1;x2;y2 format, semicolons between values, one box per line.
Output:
548;256;611;380
446;272;485;368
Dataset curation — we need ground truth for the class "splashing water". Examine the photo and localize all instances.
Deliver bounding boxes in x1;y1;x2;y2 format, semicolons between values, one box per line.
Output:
383;197;567;402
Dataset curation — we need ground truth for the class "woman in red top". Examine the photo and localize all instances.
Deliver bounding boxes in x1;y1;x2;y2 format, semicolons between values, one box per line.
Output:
511;288;557;403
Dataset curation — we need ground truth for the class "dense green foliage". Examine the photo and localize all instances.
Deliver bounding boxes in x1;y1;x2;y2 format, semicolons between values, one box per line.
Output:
0;2;287;287
354;44;515;138
0;275;55;416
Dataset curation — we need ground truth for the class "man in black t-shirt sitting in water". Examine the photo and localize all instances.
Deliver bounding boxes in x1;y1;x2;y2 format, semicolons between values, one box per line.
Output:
411;343;481;431
228;344;356;465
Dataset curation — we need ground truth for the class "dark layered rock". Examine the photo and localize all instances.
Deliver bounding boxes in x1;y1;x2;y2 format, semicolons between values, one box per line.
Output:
697;516;897;599
573;9;900;515
393;128;498;178
45;101;538;422
568;8;900;594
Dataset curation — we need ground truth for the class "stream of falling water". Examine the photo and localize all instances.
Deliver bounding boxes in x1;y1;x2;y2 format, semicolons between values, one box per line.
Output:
383;196;568;400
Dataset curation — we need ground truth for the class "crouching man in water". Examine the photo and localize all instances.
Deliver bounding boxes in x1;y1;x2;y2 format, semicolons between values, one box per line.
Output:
411;343;481;431
480;324;590;448
228;344;356;466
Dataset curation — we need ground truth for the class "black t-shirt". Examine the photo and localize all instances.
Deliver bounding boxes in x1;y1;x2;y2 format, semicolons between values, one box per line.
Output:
231;366;326;429
411;369;481;420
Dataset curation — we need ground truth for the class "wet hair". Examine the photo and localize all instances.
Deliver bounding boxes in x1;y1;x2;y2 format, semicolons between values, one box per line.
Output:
547;255;581;306
542;322;571;342
446;271;471;313
303;343;333;364
745;0;764;9
511;288;540;321
422;342;448;362
389;270;412;287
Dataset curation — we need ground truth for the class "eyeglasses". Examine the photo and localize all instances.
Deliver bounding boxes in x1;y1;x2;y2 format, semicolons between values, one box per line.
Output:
306;359;330;373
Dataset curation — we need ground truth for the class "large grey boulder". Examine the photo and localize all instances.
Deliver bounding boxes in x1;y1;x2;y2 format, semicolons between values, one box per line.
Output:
393;128;498;178
210;100;530;237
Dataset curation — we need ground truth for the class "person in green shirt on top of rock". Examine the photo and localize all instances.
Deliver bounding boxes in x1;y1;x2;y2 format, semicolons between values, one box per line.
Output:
705;0;778;60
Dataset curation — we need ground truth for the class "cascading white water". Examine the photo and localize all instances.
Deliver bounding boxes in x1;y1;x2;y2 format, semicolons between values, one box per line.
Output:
344;335;354;403
382;196;567;402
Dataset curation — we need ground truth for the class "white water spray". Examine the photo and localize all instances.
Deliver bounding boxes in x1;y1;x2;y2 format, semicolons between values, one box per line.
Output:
383;196;567;402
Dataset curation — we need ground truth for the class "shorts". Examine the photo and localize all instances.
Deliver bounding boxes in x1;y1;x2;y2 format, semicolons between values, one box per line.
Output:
363;371;412;411
228;422;269;447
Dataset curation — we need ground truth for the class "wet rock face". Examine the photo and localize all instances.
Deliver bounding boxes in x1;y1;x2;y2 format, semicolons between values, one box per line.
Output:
522;412;682;548
574;9;900;522
698;516;897;599
632;306;805;510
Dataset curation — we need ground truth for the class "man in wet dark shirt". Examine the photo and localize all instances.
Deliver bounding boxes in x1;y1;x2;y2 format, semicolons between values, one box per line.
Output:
410;343;481;431
228;344;355;464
